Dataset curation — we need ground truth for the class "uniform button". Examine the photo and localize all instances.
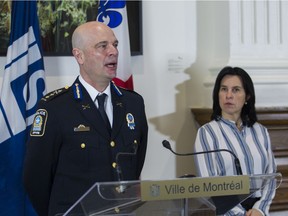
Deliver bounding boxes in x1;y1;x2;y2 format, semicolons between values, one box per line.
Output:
134;140;137;144
114;207;120;213
112;162;117;168
110;141;115;147
80;143;86;149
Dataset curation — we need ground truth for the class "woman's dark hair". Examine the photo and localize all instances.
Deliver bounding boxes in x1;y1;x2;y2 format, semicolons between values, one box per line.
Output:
211;66;257;127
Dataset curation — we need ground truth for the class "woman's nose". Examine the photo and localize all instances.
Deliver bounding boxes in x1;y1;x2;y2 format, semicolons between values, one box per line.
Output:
226;90;233;98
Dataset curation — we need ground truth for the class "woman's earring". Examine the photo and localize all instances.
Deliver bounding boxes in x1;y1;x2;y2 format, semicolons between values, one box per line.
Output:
245;101;248;105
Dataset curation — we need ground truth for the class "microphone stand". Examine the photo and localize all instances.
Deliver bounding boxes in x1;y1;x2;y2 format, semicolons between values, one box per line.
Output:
162;140;243;175
162;140;243;216
115;144;138;193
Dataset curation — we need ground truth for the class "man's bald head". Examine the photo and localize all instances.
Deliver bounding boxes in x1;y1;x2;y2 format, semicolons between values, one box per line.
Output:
72;21;115;50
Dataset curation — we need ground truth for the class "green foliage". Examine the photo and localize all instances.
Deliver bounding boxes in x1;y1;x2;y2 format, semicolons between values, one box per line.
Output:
0;0;99;55
37;0;98;38
0;1;11;35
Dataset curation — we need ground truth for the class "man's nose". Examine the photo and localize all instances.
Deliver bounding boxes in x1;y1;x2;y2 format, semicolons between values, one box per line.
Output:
108;45;118;56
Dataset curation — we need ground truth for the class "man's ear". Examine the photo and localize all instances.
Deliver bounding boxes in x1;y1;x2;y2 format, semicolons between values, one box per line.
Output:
72;48;84;65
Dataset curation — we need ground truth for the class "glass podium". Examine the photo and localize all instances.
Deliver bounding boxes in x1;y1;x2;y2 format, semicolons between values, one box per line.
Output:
57;173;282;216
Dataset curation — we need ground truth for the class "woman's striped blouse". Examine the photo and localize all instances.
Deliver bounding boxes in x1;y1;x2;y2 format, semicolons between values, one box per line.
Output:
194;118;277;215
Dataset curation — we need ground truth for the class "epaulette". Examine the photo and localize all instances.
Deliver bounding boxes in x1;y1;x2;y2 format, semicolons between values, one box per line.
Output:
41;86;70;102
111;81;123;96
115;84;141;96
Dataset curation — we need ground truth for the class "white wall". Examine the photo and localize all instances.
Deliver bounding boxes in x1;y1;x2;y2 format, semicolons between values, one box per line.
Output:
138;0;197;180
188;0;288;109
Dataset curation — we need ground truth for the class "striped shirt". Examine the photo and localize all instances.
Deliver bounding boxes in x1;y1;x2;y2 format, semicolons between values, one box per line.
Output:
194;118;277;215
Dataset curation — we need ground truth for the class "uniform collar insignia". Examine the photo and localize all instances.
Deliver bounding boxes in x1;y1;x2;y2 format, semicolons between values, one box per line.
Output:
82;104;91;110
116;102;123;107
73;83;82;100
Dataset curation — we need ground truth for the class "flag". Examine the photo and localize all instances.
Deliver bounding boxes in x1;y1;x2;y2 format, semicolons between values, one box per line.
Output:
97;0;134;90
0;1;46;215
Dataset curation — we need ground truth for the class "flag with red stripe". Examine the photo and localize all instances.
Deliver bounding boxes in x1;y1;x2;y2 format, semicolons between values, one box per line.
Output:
97;0;133;90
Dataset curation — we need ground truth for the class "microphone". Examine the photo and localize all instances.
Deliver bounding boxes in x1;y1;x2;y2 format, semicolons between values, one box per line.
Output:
115;143;138;192
162;140;243;175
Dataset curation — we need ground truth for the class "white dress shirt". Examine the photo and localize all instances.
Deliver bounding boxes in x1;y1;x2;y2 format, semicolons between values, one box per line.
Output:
79;75;113;127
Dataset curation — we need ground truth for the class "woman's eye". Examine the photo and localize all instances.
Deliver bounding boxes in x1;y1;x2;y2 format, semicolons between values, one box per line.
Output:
233;88;240;93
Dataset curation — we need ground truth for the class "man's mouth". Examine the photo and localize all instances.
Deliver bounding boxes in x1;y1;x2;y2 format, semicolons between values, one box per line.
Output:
105;62;117;68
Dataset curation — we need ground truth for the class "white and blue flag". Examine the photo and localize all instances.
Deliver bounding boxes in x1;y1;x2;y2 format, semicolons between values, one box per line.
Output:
97;0;133;90
0;1;46;215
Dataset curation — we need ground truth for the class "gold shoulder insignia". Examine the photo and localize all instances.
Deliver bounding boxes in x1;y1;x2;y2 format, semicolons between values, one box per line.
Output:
41;86;70;102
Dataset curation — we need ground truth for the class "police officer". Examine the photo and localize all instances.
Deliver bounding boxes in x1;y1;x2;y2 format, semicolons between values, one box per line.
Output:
23;21;148;216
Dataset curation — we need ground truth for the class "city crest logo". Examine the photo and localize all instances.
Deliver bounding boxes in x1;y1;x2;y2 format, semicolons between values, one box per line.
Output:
150;184;160;197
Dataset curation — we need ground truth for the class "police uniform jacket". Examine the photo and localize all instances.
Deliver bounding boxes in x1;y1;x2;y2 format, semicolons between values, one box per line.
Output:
23;78;148;216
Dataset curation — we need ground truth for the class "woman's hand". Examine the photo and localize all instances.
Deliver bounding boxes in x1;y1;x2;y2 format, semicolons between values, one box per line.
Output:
246;209;263;216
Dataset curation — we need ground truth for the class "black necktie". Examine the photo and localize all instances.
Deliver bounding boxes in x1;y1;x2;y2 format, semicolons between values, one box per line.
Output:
96;94;111;132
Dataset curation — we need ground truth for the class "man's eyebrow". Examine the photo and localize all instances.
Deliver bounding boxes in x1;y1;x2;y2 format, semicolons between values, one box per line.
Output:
94;40;118;47
95;41;108;47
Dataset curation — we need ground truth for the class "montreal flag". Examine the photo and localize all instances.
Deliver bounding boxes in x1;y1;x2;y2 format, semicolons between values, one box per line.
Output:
97;0;133;90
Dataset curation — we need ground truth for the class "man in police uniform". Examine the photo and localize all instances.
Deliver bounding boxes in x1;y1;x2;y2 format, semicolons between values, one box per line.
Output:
23;21;148;216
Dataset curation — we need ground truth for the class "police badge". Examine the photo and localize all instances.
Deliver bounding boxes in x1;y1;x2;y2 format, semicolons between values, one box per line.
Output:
126;113;135;130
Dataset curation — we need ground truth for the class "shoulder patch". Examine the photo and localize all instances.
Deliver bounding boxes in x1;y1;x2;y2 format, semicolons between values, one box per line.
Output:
30;109;48;137
41;86;70;102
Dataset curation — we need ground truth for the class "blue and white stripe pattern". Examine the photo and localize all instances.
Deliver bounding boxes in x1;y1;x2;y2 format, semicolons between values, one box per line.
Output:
194;117;277;215
0;1;45;215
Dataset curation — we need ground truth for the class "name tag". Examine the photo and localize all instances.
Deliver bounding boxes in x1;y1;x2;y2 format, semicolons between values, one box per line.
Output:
74;124;90;132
